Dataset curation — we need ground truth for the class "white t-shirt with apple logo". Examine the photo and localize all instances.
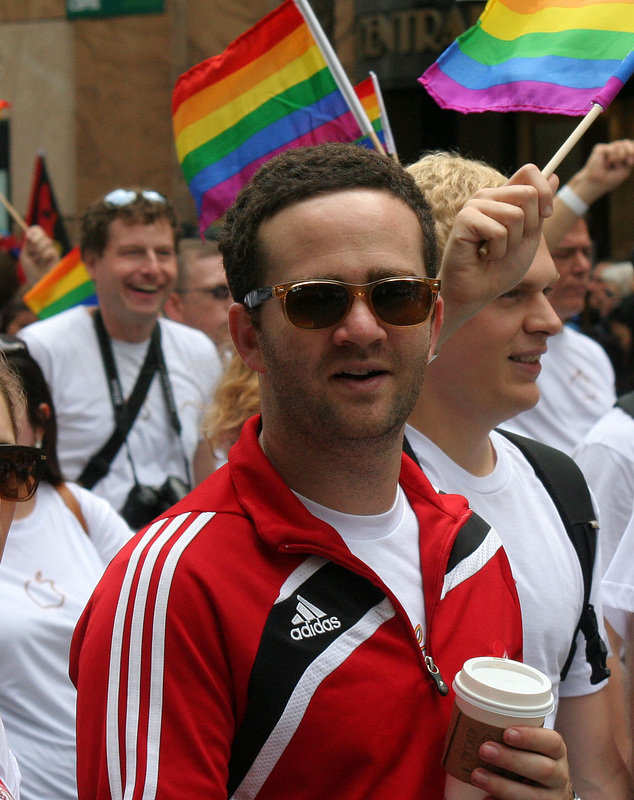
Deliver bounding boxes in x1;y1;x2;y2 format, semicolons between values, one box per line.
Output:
0;481;132;800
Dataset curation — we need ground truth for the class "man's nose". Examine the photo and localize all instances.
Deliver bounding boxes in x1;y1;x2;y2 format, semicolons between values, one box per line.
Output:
331;296;387;348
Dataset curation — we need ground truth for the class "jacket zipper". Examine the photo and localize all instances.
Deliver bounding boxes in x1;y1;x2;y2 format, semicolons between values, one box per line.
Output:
424;655;449;696
421;521;462;698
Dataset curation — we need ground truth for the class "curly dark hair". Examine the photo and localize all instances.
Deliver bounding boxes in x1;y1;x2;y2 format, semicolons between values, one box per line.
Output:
219;143;438;304
80;189;178;259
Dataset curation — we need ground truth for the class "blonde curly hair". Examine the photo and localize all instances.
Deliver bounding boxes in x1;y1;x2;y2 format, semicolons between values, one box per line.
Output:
203;351;260;456
406;151;507;255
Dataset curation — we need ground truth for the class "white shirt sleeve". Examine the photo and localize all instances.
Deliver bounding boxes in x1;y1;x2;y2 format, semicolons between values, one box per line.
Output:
65;483;134;565
602;508;634;639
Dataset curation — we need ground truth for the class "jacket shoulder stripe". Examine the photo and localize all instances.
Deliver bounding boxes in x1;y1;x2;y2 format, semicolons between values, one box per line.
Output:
446;511;492;573
441;525;503;601
105;512;214;800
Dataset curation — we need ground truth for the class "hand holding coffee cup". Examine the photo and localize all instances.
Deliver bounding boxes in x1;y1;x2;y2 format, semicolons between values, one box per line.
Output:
443;657;555;800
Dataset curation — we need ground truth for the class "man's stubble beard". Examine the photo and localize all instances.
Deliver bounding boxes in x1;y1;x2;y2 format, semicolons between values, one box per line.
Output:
258;333;431;453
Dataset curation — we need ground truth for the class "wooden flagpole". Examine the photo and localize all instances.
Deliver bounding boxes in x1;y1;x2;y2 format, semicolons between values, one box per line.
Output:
541;104;604;178
0;191;28;232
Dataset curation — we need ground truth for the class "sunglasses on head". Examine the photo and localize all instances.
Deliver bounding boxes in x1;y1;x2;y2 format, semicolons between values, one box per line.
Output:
0;335;29;356
178;285;231;301
0;445;47;502
243;276;441;330
103;189;168;208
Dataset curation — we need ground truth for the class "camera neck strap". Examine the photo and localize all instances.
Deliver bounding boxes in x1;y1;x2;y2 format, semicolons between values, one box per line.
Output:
78;310;189;490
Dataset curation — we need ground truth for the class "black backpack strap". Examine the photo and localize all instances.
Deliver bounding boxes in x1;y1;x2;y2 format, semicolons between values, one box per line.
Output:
497;428;609;685
615;391;634;419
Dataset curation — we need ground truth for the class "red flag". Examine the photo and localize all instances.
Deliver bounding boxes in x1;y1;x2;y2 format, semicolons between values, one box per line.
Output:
24;153;71;257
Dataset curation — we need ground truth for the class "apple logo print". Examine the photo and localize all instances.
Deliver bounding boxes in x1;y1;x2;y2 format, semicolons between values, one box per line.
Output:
24;571;65;608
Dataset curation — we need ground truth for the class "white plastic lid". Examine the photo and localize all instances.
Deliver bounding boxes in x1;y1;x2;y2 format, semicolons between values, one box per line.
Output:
453;657;555;718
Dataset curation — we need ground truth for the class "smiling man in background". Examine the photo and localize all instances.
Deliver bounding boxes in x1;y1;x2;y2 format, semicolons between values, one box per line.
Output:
20;189;221;528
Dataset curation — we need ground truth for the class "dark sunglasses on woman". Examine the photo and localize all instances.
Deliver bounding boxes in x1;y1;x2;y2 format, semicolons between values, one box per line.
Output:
0;445;47;502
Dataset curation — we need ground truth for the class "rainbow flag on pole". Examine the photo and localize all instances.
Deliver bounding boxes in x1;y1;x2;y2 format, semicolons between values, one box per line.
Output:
173;0;371;232
354;75;397;154
23;247;97;320
354;76;384;149
420;0;634;115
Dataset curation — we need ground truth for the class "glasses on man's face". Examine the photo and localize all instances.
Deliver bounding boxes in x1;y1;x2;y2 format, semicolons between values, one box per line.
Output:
243;276;441;330
103;189;168;208
177;285;231;301
0;445;47;502
552;245;593;262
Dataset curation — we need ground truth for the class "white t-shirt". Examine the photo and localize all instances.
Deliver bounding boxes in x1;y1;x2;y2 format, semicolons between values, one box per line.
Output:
296;487;427;651
0;482;132;800
405;425;606;727
573;406;634;576
20;307;221;513
0;717;19;799
602;512;634;640
502;325;616;455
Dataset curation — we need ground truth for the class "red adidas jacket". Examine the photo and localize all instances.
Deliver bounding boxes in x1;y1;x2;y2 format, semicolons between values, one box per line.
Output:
70;415;522;800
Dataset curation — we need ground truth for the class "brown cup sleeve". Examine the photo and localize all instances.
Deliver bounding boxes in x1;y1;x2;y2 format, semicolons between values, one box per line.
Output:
442;704;526;784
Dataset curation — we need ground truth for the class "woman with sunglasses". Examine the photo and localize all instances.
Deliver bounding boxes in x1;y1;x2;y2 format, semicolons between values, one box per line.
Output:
0;336;132;800
0;351;46;800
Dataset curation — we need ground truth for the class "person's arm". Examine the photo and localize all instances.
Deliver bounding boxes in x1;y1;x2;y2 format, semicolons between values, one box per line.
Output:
19;225;59;283
625;614;634;775
603;620;632;767
544;140;634;251
555;690;632;800
437;163;558;346
471;725;572;800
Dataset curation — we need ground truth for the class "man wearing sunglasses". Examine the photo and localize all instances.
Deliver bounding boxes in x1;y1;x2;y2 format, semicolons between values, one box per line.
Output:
19;189;222;526
164;238;233;360
71;143;571;800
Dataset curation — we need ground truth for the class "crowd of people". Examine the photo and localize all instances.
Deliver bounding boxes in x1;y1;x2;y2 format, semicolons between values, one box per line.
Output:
0;136;632;800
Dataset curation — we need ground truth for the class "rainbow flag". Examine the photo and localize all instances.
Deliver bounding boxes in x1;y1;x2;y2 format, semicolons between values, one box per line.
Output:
420;0;634;115
173;0;369;232
354;76;387;151
23;247;97;320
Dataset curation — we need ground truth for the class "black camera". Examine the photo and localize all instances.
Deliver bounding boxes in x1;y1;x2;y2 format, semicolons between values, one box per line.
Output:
120;475;190;530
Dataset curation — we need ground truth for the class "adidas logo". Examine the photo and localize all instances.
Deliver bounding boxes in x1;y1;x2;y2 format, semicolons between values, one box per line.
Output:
290;594;341;641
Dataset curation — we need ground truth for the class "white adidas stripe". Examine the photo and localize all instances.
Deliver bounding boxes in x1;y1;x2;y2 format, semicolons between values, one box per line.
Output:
105;511;214;800
274;555;328;605
231;597;395;800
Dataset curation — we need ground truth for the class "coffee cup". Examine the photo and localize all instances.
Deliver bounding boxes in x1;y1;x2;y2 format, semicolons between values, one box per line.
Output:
442;657;555;800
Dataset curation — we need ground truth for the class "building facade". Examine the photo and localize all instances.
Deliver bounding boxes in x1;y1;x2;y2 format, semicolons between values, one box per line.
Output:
0;0;632;257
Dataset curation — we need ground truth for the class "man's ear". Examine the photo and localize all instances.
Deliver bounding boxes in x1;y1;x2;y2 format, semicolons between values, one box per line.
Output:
428;294;444;363
229;303;266;374
163;293;184;323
